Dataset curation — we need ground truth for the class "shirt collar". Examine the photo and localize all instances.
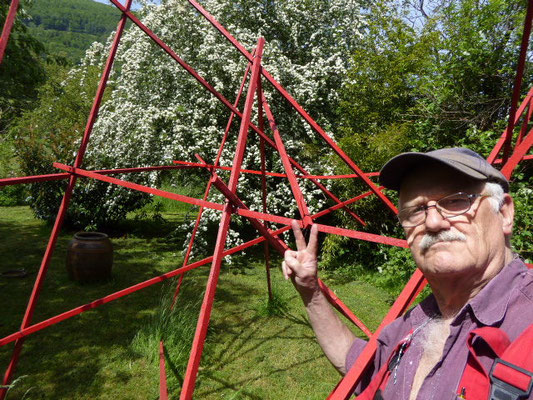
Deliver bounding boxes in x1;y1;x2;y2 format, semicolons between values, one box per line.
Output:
467;257;528;326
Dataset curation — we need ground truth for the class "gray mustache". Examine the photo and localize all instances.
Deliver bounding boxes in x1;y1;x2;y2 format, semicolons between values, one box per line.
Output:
420;230;467;251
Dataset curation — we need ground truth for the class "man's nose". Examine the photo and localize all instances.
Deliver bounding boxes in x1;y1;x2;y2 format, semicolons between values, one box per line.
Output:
424;204;450;232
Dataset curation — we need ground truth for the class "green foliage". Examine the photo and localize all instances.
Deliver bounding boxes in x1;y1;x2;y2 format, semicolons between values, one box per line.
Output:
0;0;46;134
510;173;533;263
22;0;124;63
322;0;532;291
10;62;149;228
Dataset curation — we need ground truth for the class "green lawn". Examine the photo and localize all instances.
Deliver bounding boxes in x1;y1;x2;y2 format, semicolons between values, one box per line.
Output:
0;206;392;399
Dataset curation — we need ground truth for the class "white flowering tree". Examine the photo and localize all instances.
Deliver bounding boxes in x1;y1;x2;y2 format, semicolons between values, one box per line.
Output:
23;0;365;245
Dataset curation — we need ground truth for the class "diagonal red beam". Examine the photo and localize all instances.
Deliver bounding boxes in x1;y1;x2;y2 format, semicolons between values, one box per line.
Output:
316;224;407;248
179;37;265;400
0;0;19;64
501;126;533;178
0;2;134;396
172;160;380;180
0;165;195;187
318;280;373;338
262;93;312;225
159;341;169;400
488;87;533;164
327;270;427;400
172;62;252;308
0;188;400;349
204;163;377;334
258;79;274;301
492;154;533;164
501;0;533;164
186;0;398;215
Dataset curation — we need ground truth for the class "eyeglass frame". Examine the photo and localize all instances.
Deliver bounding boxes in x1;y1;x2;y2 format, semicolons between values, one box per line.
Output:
397;192;491;228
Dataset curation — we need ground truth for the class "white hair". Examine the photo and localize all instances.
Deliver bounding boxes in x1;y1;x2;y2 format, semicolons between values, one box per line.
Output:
484;182;505;212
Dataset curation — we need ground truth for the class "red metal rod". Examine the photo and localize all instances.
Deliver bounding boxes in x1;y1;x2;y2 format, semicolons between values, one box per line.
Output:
501;127;533;178
488;88;533;164
0;165;191;187
172;160;379;180
517;98;533;146
186;0;398;215
171;63;252;308
0;0;20;64
327;270;427;400
0;3;134;395
54;162;225;212
159;341;169;400
0;173;69;186
259;93;367;226
258;79;274;301
316;224;407;248
262;93;312;225
492;154;533;164
501;0;533;164
0;189;398;349
317;280;373;338
179;38;265;400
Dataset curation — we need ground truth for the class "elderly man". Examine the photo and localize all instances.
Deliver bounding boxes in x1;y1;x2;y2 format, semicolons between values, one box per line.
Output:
282;148;533;400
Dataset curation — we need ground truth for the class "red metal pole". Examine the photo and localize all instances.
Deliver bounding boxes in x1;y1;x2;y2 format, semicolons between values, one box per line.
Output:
261;93;312;226
0;3;133;396
0;0;19;64
488;87;533;164
172;160;379;180
257;79;274;301
501;127;533;179
179;38;265;400
327;270;427;400
159;341;169;400
517;98;533;146
205;165;392;332
171;63;253;308
501;0;533;164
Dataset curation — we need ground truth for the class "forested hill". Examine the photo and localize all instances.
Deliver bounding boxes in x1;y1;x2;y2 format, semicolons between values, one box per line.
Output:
22;0;124;63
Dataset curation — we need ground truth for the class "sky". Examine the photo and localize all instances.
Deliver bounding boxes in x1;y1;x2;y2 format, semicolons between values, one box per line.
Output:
91;0;147;11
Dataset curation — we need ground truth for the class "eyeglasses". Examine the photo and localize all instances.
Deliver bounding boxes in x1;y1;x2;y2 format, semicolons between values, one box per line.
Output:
397;192;490;228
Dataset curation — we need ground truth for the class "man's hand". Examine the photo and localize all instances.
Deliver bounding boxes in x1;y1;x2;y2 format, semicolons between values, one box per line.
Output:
282;220;320;299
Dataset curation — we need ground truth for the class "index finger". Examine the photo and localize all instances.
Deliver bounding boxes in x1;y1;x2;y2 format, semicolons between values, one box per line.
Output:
291;220;307;252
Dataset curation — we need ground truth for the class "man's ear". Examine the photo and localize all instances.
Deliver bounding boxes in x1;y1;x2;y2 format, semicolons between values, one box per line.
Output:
500;194;514;236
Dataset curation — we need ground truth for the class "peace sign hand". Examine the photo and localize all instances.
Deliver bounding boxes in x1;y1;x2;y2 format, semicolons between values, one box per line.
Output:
282;220;320;298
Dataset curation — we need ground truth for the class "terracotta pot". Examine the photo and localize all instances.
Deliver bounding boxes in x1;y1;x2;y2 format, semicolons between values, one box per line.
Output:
66;232;113;283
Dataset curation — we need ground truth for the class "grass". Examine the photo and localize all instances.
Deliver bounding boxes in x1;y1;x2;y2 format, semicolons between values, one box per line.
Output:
0;205;393;399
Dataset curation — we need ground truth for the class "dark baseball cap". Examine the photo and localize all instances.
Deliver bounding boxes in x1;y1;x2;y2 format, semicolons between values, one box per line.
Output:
379;147;509;192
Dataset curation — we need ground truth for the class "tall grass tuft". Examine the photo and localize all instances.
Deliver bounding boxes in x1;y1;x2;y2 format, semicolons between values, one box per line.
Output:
255;291;289;317
131;281;203;375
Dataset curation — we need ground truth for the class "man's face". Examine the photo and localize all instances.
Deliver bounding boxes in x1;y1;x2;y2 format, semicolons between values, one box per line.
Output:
399;164;512;280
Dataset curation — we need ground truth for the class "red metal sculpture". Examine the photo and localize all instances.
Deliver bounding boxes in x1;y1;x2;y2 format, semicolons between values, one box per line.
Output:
1;0;532;399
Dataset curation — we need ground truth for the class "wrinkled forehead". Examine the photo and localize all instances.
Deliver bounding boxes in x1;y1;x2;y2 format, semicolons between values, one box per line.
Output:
398;162;485;206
